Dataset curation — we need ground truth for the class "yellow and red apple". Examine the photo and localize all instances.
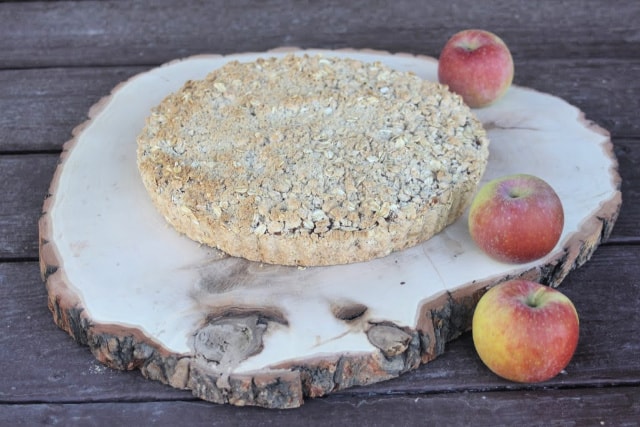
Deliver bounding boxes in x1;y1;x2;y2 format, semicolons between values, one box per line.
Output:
468;174;564;264
438;29;514;108
472;279;579;383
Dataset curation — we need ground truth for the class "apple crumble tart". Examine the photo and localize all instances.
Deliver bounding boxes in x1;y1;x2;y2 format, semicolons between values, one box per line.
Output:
137;54;489;266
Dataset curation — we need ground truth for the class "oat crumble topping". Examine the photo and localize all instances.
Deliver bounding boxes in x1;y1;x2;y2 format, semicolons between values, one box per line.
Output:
137;54;489;266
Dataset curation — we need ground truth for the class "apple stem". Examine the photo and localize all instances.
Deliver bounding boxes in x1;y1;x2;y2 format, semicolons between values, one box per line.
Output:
525;287;548;308
508;189;521;199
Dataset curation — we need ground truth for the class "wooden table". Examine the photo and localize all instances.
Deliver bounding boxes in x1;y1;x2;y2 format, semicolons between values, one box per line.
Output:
2;1;639;424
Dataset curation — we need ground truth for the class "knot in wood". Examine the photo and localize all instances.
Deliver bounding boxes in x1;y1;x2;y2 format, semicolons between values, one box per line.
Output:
366;324;412;358
193;315;265;368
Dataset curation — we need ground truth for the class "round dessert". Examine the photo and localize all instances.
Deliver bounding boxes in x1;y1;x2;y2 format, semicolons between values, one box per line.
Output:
137;54;489;266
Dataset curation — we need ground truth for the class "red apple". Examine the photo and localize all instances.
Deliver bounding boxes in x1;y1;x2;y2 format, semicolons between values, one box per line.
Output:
438;29;514;108
468;174;564;264
472;279;579;383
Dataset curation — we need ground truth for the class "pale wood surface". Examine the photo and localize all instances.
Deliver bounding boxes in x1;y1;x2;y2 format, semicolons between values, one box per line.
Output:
2;0;640;423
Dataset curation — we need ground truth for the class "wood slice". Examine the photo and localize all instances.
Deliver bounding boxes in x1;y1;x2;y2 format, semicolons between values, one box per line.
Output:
39;48;621;409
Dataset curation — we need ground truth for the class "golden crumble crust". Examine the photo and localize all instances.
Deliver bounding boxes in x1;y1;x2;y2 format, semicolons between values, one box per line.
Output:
137;54;489;266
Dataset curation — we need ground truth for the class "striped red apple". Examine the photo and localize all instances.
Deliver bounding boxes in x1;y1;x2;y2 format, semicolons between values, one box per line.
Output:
468;174;564;264
438;29;514;108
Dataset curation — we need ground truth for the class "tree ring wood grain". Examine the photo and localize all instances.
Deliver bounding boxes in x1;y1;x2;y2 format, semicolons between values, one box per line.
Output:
39;48;621;409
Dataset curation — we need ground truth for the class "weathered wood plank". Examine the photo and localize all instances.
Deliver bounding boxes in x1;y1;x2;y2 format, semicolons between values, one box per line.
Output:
0;154;57;259
1;59;639;152
611;139;640;244
1;0;639;69
2;244;638;403
2;386;639;426
0;67;147;153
